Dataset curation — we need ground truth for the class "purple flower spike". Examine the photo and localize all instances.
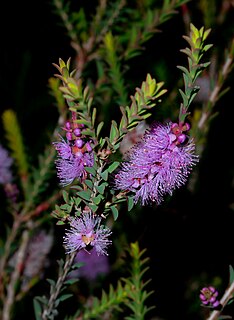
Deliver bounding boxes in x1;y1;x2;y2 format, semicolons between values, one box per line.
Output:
200;286;220;308
63;212;112;256
53;136;72;160
53;134;94;186
114;121;199;205
55;152;94;186
0;145;13;185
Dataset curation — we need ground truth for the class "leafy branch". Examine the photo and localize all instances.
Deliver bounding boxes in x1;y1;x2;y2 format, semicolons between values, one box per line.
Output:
68;242;154;320
53;58;97;139
192;36;234;145
34;252;77;320
81;281;128;319
106;73;167;151
122;242;155;320
177;23;213;123
122;0;190;60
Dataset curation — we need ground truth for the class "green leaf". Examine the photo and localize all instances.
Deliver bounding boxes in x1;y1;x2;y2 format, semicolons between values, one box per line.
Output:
177;65;193;83
96;121;104;137
34;296;48;305
92;107;97;126
73;197;82;207
56;220;65;225
62;190;70;203
33;298;42;320
100;170;108;181
88;203;98;212
179;89;189;106
58;294;73;302
107;161;120;173
110;205;119;220
64;278;79;285
229;265;234;285
77;190;92;201
47;278;56;287
110;120;119;143
203;44;213;52
84;179;93;189
127;196;135;212
72;262;85;270
60;204;73;213
93;194;104;205
96;182;108;195
85;166;96;176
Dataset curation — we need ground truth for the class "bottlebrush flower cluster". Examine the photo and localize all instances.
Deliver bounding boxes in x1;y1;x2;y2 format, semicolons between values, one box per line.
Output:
200;286;220;308
53;121;94;186
63;211;112;256
69;250;110;281
114;121;199;205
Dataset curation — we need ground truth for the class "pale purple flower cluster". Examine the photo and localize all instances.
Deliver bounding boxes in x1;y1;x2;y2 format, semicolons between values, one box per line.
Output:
53;121;94;186
200;286;220;308
63;212;112;256
114;121;198;205
70;249;110;281
9;230;53;291
23;230;53;279
0;144;13;185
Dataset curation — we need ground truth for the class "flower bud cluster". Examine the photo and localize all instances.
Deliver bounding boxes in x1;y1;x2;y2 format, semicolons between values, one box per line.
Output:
170;122;191;145
63;121;93;157
53;120;94;186
199;286;220;308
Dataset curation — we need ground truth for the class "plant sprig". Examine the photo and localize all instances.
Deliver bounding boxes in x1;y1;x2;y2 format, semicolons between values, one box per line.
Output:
177;23;213;123
65;242;153;320
106;73;167;152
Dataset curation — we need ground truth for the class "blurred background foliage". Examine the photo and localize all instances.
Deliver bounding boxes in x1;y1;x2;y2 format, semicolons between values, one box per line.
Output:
0;0;234;319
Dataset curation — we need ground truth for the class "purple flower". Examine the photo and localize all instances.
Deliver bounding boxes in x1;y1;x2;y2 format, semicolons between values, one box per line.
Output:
69;249;110;281
9;229;53;291
63;212;112;256
23;230;53;278
53;135;94;186
200;286;220;308
53;135;72;160
0;144;13;185
114;121;198;205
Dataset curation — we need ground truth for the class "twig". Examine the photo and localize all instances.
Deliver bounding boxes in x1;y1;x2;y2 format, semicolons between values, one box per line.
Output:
198;38;234;130
2;229;30;320
41;251;77;320
0;217;21;299
206;280;234;320
95;0;126;46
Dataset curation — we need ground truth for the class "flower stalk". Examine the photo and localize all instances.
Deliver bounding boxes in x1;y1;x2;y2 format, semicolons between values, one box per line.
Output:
206;280;234;320
41;252;77;320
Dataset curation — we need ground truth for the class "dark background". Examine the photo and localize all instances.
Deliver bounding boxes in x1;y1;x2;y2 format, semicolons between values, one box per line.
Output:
1;1;234;319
